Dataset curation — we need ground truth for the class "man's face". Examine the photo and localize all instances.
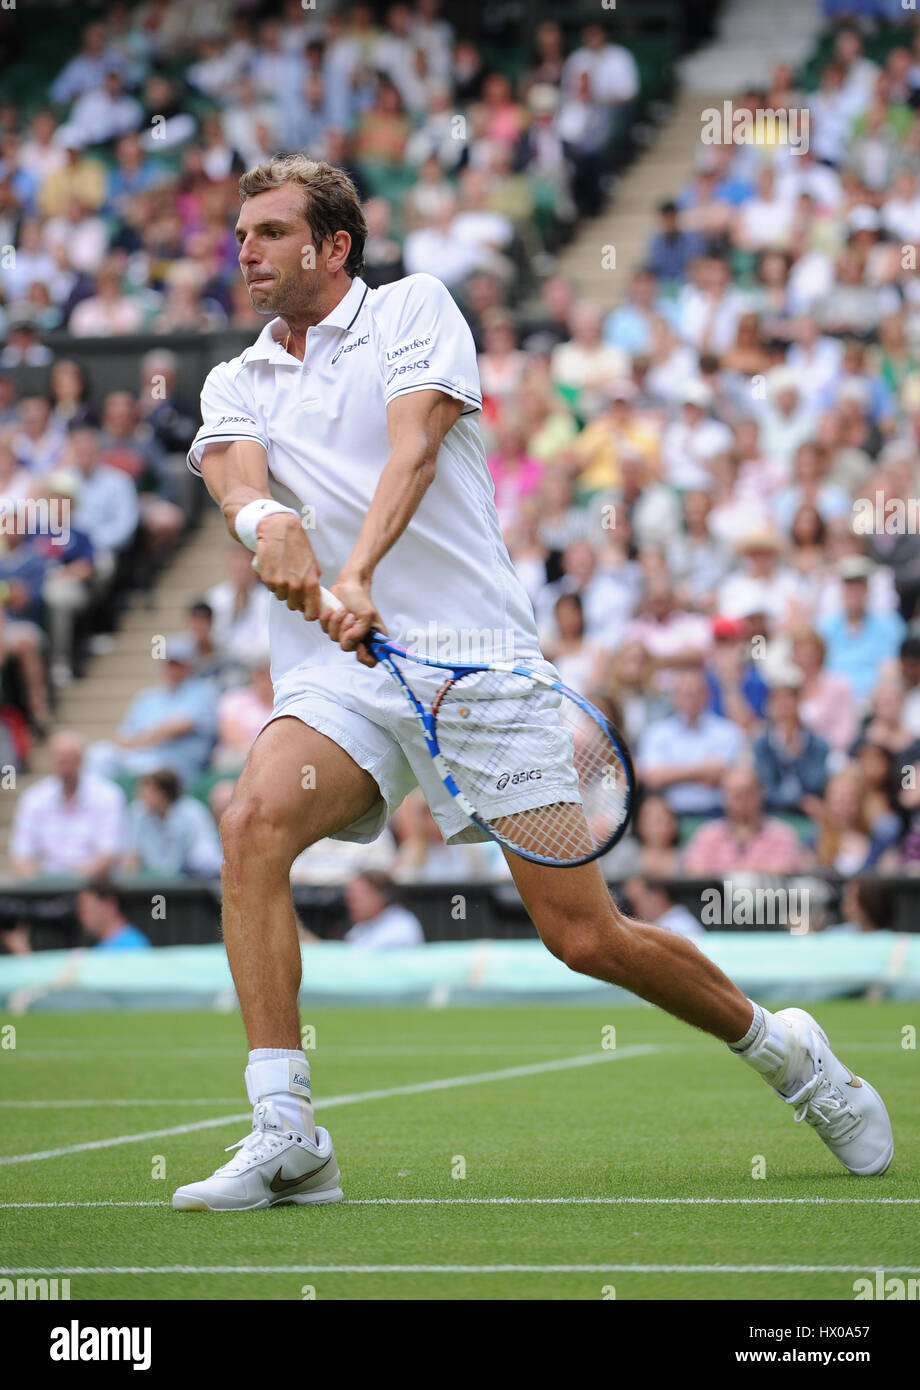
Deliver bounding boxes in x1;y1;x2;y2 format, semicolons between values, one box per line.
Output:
165;658;192;687
674;673;706;721
51;738;82;781
843;577;868;619
344;877;385;923
769;686;798;723
900;654;920;689
724;771;761;822
76;891;104;937
236;184;338;320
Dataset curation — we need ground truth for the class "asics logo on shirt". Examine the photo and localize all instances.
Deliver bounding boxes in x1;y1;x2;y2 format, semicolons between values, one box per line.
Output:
331;333;370;365
386;359;431;383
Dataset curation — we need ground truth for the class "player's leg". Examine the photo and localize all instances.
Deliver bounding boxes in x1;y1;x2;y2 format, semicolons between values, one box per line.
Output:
506;851;893;1175
173;714;382;1211
506;852;751;1038
218;714;381;1049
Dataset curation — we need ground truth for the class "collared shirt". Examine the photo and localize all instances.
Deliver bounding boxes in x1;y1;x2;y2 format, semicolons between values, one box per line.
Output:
344;903;425;949
638;711;745;814
816;609;907;702
10;772;125;872
120;678;217;781
124;795;223;877
683;816;803;874
188;274;540;677
73;463;139;553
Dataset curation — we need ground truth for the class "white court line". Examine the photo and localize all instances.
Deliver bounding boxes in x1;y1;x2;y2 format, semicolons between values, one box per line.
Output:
0;1099;247;1109
5;1043;596;1061
4;1039;900;1061
0;1045;660;1167
2;1264;919;1276
1;1196;919;1210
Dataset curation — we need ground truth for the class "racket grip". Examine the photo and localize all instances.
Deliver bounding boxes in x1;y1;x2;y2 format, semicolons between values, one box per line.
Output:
250;558;344;618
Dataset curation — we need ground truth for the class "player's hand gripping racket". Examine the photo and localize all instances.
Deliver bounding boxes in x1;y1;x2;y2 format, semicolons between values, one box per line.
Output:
313;585;635;868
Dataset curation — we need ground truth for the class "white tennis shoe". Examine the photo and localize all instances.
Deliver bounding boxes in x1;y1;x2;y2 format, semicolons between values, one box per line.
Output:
770;1008;893;1176
172;1101;343;1211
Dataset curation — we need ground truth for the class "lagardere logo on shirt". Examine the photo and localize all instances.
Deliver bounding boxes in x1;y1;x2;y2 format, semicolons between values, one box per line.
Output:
331;333;370;365
385;335;432;363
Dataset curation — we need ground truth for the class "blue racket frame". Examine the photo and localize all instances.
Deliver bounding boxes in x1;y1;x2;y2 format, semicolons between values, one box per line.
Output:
360;629;636;868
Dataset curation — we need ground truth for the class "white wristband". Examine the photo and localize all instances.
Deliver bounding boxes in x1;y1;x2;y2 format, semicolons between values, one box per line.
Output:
235;498;298;552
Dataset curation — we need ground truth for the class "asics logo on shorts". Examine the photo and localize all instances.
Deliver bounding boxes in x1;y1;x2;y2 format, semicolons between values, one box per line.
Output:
497;769;542;789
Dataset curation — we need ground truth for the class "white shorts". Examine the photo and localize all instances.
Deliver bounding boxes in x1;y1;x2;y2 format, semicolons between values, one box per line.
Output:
264;657;580;845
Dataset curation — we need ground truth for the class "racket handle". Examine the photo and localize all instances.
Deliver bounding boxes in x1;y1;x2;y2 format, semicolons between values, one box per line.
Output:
250;558;345;618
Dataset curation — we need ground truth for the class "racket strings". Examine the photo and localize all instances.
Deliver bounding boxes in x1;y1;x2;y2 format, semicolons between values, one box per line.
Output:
433;668;631;864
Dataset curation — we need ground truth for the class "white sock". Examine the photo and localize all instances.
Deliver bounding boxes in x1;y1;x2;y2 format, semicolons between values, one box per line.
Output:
731;1005;805;1094
246;1048;315;1140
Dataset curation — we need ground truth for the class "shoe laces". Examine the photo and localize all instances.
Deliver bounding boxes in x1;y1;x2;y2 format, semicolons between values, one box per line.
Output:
217;1102;291;1175
788;1071;861;1142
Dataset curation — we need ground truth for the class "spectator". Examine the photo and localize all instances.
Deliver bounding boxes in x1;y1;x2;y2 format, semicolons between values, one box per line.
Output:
76;879;151;950
49;359;98;429
550;300;627;414
683;764;804;874
9;730;125;877
625;875;704;939
390;789;506;883
856;677;918;758
68;260;145;336
331;871;425;949
85;634;216;784
67;423;140;559
214;656;274;770
544;592;605;694
206;546;273;668
486;413;542;528
791;626;860;756
603;638;669;747
814;769;873;876
827;879;896;935
817;556;906;704
704;616;768;732
37;128;107;218
646;200;707;285
638;666;745;816
633;795;682;878
898;635;920;736
753;667;829;815
625;577;711;682
122;768;223;878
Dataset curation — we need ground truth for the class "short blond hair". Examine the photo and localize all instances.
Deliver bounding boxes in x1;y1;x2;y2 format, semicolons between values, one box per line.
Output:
239;154;367;278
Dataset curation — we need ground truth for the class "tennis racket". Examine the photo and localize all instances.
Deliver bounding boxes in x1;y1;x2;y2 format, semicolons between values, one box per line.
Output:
307;584;635;868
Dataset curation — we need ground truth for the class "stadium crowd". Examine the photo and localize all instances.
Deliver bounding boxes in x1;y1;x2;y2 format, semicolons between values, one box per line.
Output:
5;3;920;938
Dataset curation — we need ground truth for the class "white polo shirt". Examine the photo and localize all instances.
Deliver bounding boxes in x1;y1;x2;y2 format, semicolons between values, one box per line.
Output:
9;772;126;873
188;273;541;682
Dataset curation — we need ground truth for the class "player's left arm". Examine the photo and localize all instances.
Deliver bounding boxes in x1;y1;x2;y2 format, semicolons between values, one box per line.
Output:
323;388;463;664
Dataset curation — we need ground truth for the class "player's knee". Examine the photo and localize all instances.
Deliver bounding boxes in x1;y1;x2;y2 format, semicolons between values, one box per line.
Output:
540;908;621;978
219;794;291;870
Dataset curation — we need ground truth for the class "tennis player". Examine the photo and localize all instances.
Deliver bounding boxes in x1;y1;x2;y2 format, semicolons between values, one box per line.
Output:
172;157;892;1210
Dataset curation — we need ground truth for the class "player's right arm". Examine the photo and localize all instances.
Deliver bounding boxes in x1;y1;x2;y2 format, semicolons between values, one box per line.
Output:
198;439;324;617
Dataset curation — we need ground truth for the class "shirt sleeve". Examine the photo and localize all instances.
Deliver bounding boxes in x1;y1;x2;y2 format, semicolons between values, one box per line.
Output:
378;273;482;415
187;362;269;476
9;788;40;862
